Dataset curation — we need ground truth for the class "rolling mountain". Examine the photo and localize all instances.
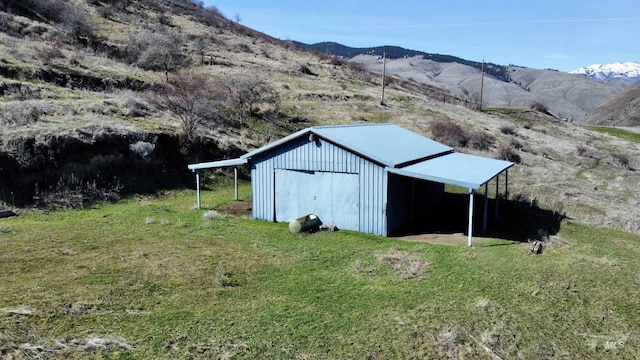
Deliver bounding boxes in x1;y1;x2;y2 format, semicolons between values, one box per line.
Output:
293;41;512;83
570;62;640;83
296;42;630;121
350;55;628;122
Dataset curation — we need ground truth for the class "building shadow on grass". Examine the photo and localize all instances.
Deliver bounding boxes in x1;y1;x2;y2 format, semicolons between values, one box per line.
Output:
391;192;565;243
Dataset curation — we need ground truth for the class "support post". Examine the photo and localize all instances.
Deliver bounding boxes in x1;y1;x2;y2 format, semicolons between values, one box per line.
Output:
234;167;239;201
468;188;475;247
483;183;489;233
195;171;201;209
380;52;386;105
479;59;485;111
494;174;500;218
505;169;509;201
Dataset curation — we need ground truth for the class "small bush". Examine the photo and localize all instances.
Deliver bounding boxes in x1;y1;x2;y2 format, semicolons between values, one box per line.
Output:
610;152;630;170
530;100;549;113
33;174;122;210
500;125;517;135
35;43;65;64
468;131;495;151
508;137;524;150
497;145;521;163
429;120;469;147
576;144;599;159
0;104;42;126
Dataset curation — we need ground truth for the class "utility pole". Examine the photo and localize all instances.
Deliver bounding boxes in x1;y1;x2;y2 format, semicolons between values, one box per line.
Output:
479;59;485;111
380;52;386;105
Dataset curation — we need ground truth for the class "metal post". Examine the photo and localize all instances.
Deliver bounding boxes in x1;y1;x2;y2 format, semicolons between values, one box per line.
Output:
483;183;488;233
468;188;474;247
505;169;509;200
234;167;239;201
195;171;201;209
494;174;500;218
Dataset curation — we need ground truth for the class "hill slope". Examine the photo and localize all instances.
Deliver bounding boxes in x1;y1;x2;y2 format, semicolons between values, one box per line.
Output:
0;0;639;237
583;80;640;126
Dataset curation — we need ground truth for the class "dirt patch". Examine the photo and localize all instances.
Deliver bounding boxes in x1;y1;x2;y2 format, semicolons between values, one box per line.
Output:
215;198;252;218
394;232;488;246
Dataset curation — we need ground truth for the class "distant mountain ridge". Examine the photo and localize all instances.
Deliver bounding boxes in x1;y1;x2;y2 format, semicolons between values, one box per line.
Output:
569;62;640;83
293;41;512;83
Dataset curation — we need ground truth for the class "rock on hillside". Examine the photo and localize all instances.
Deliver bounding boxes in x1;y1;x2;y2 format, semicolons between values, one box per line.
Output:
352;55;628;121
583;80;640;127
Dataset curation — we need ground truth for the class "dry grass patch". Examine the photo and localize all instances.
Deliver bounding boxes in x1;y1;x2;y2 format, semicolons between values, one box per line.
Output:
374;249;430;280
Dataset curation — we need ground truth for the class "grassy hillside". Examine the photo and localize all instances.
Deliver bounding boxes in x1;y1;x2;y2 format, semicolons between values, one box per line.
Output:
1;186;639;359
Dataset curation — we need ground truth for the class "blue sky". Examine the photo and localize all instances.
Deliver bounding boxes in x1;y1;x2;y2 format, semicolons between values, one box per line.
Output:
202;1;640;72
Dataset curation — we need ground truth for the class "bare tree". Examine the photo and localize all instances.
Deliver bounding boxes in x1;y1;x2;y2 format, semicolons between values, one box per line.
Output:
218;76;279;125
133;32;186;81
147;70;221;142
193;38;209;66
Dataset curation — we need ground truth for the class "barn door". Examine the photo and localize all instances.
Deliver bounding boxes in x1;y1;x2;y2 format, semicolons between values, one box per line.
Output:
275;169;359;231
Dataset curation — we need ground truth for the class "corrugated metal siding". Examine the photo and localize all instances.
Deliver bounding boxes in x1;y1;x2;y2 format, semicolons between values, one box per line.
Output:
359;160;387;235
250;136;388;235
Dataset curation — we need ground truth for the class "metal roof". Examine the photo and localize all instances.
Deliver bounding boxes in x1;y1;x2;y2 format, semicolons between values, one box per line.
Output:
388;152;514;189
242;123;453;167
187;158;247;171
190;124;513;190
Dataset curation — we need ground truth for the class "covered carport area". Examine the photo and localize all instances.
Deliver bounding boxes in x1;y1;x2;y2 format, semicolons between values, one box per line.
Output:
389;152;514;246
187;158;247;209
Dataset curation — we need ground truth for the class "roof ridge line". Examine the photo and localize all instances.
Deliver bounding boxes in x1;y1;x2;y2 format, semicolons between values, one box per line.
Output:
312;123;392;130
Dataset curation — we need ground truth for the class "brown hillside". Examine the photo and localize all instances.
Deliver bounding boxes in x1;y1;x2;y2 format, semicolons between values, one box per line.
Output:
583;81;640;127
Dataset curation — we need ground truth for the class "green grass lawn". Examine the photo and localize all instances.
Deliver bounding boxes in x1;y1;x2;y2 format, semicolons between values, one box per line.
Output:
1;184;639;359
589;126;640;143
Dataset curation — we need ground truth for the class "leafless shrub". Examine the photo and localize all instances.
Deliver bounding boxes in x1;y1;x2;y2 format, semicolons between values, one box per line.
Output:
530;100;549;113
508;137;524;150
575;143;600;159
497;145;521;163
158;13;173;26
576;144;588;157
195;6;225;27
468;131;495;151
5;0;96;42
217;76;280;125
123;96;151;117
609;151;630;170
33;174;122;210
127;31;186;79
374;249;429;280
429;120;469;147
500;125;517;135
34;42;65;64
0;104;42;126
147;70;223;142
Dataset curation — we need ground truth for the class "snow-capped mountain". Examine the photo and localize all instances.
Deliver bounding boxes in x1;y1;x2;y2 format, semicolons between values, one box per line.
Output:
569;62;640;83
